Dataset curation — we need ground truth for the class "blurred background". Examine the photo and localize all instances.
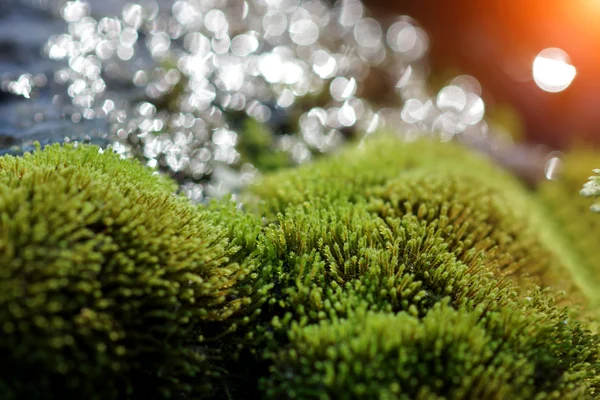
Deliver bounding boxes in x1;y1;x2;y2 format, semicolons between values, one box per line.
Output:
1;0;599;198
368;0;600;149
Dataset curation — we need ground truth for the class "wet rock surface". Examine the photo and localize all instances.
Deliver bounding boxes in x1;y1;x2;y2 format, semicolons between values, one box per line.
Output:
0;0;120;154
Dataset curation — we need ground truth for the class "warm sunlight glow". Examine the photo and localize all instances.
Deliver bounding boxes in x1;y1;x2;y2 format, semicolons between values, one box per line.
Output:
532;48;576;93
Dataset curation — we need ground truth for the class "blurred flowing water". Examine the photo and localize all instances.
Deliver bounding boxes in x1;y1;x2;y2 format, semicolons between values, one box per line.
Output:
1;0;547;199
0;0;120;152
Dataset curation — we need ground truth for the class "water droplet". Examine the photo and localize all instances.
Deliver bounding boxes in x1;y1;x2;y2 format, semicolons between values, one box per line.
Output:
545;153;563;180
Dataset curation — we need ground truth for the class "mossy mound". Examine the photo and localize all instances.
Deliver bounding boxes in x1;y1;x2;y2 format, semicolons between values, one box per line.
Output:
0;144;263;399
247;136;527;218
262;303;598;400
367;169;578;297
246;135;600;398
249;136;591;304
2;137;600;399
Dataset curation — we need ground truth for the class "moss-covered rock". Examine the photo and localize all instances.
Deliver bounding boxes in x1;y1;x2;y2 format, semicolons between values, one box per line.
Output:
2;137;600;399
367;169;579;298
0;144;263;399
262;302;598;400
245;136;517;218
246;135;600;399
249;136;592;305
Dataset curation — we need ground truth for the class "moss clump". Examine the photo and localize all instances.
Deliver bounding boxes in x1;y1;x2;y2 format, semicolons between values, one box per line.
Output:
262;302;598;400
2;137;600;399
236;118;292;172
367;169;580;297
249;136;591;305
0;144;262;399
251;203;600;399
245;135;600;398
246;136;518;218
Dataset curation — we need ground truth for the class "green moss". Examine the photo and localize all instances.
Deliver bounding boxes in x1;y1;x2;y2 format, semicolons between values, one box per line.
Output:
244;135;600;398
367;169;580;298
246;136;530;218
2;137;600;399
0;144;261;399
248;135;591;305
236;119;292;172
250;201;600;398
262;302;599;399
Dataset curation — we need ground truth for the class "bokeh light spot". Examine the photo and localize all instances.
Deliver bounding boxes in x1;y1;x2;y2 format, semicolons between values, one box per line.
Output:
532;48;576;93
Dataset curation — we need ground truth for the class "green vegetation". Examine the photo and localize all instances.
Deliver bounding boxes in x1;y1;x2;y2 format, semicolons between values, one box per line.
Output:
236;118;292;172
262;303;598;400
248;136;591;302
1;137;600;399
246;136;600;399
0;144;264;399
582;169;600;213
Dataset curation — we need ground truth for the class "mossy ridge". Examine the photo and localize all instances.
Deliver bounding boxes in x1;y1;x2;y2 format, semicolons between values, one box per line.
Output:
0;142;179;194
243;137;600;398
0;144;261;399
537;149;600;305
262;302;599;400
246;200;600;398
248;134;593;306
367;169;583;301
246;135;522;219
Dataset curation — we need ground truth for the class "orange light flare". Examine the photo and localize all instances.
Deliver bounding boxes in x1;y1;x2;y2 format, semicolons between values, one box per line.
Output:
532;1;600;67
470;0;600;144
366;0;600;146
